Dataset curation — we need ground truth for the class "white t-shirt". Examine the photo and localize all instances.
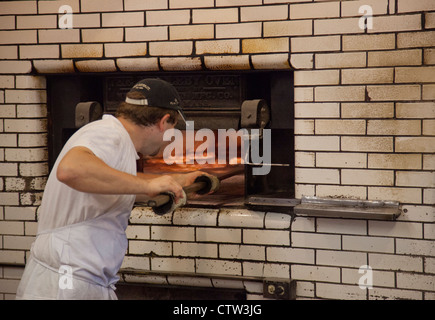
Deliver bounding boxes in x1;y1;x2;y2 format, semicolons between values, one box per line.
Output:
17;115;139;299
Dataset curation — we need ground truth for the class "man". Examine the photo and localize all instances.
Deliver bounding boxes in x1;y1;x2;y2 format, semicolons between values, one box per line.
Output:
16;78;204;299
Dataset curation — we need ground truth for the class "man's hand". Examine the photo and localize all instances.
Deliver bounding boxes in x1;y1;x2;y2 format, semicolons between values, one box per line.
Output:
143;175;184;203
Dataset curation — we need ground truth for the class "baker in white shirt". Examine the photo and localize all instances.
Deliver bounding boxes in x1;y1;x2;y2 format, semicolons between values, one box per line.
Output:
16;79;204;300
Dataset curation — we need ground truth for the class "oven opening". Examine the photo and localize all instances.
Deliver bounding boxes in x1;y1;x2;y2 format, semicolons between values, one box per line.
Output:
47;71;295;213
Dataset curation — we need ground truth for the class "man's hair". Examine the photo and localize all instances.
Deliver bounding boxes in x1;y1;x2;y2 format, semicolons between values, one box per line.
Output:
115;91;178;127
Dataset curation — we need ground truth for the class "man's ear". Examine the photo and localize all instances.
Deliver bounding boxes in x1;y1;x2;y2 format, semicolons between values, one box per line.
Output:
158;114;171;131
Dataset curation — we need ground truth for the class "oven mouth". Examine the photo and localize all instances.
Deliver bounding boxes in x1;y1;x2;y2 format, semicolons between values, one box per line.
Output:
47;70;295;213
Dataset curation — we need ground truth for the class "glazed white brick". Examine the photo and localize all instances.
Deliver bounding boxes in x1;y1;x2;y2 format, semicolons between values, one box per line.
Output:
102;12;144;27
342;268;395;288
292;265;340;283
0;134;16;147
0;221;23;235
368;187;421;204
38;0;80;13
292;232;341;250
19;45;59;59
218;209;264;228
317;283;366;300
295;136;340;151
265;20;312;37
396;171;435;188
241;5;288;21
368;49;422;67
423;84;435;100
174;242;218;258
342;68;394;84
0;16;15;29
397;273;435;291
0;31;36;44
19;162;48;177
315;86;365;102
370;287;423;300
243;38;289;54
294;103;339;118
251;53;291;70
75;60;117;72
398;0;435;13
33;60;75;74
291;36;340;53
216;0;261;6
125;27;168;42
17;15;57;29
396;67;435;83
368;14;421;33
294;70;339;86
160;57;202;71
342;103;394;119
290;2;339;19
294;87;313;102
192;8;238;24
396;102;435;119
151;226;194;242
290;54;313;69
0;76;14;89
368;154;422;170
315;120;365;135
342;137;393;152
5;148;47;162
424;155;435;170
0;163;17;177
397;238;435;256
343;235;394;253
295;168;339;184
146;10;190;26
243;262;289;280
317;250;366;268
81;0;123;12
18;133;47;147
243;229;289;246
267;247;314;264
316;52;366;69
0;61;32;74
423;120;435;135
342;169;394;186
16;76;46;89
369;221;423;238
38;29;80;43
396;137;435;153
369;253;423;272
316;152;366;168
216;23;262;39
3;235;34;250
0;193;19;206
82;28;123;43
121;256;150;270
124;0;167;11
398;31;435;48
5;90;46;104
0;46;17;59
196;227;241;244
343;34;395;51
195;39;239;54
152;257;195;273
294;119;313;135
62;44;103;59
316;218;367;235
126;225;150;240
314;18;362;35
426;258;435;273
4;206;36;220
149;41;192;56
170;24;214;40
72;14;100;28
295;152;315;167
220;244;265;261
170;0;213;9
173;208;218;226
196;258;241;276
5;119;47;133
129;207;172;225
129;241;171;256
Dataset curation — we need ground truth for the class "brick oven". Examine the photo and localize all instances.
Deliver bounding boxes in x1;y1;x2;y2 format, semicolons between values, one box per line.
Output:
0;0;434;301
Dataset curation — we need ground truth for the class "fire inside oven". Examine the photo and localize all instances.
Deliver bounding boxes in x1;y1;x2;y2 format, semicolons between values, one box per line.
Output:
47;71;295;212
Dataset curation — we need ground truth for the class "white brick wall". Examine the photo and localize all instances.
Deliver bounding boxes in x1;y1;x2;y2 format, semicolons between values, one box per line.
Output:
0;0;434;301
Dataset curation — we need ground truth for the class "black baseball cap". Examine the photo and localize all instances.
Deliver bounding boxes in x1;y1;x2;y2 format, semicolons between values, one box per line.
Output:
125;78;187;123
